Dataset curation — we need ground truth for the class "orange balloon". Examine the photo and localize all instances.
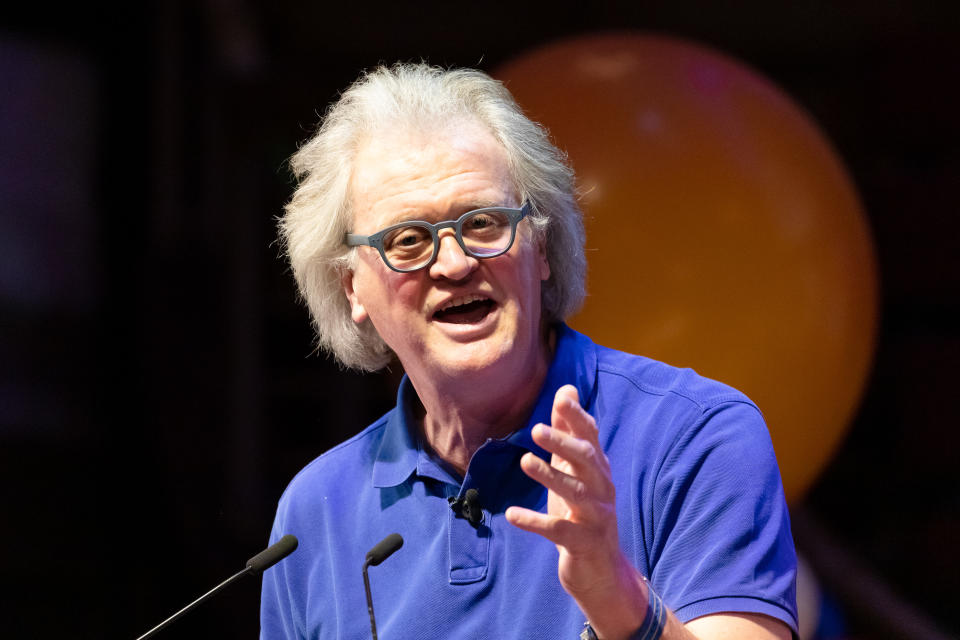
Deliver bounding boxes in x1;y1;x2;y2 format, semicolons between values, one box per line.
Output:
496;33;878;503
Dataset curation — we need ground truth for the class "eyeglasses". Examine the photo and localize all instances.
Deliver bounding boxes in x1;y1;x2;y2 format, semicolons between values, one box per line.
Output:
345;202;531;273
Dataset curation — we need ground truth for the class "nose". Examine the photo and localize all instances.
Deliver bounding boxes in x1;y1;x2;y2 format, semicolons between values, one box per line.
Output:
429;230;478;281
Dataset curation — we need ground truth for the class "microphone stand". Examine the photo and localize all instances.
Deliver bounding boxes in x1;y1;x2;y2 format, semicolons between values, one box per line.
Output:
362;560;380;640
134;534;297;640
362;533;404;640
136;567;253;640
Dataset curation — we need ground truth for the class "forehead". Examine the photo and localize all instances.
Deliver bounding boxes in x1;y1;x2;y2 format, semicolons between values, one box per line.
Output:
348;122;516;230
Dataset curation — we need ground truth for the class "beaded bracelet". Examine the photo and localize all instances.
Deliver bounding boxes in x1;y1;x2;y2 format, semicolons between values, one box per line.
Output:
579;576;665;640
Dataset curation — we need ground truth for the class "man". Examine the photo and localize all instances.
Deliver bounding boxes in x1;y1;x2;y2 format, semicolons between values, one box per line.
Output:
262;63;797;639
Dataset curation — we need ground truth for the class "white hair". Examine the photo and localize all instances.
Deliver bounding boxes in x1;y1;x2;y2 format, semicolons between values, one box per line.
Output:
280;63;586;371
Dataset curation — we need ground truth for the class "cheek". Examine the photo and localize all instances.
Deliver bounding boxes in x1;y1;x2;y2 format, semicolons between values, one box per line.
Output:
356;267;425;321
500;250;547;308
385;273;428;313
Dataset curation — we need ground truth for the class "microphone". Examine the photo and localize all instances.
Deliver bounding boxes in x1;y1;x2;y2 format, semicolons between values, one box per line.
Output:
449;488;483;526
366;532;404;566
247;534;299;573
362;533;404;640
136;534;298;640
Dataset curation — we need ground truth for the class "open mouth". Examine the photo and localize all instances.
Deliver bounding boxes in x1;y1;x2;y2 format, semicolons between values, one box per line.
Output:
433;297;496;324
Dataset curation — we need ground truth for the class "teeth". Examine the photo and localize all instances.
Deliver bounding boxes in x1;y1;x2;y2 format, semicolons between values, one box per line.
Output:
438;294;488;313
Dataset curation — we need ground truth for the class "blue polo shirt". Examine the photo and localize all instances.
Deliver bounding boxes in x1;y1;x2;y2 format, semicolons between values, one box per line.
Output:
261;325;798;638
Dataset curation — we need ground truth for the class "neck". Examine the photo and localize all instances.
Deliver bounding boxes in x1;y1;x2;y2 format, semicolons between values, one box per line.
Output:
410;325;555;476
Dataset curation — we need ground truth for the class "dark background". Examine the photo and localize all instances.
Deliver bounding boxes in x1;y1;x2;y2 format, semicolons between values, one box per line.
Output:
1;1;957;638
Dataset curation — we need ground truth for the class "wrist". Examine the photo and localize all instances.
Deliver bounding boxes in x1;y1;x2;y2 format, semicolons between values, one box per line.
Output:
580;574;665;640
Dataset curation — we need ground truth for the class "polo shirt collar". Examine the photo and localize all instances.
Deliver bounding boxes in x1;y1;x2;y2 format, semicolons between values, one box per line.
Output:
371;375;421;488
371;323;598;487
513;323;598;456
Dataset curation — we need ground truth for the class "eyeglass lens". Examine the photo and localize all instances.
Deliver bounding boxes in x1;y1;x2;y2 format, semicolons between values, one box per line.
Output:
382;209;514;271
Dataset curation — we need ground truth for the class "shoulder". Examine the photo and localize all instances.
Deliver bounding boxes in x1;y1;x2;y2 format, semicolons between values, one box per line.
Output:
580;340;796;630
592;340;760;419
587;339;775;482
275;411;393;517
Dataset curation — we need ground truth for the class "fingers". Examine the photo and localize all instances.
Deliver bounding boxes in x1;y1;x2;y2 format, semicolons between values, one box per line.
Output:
551;385;600;447
508;384;616;547
520;450;594;510
505;505;579;547
529;425;611;491
510;385;629;610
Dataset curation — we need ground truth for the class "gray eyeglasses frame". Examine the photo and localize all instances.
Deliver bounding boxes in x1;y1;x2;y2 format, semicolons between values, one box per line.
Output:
344;202;531;273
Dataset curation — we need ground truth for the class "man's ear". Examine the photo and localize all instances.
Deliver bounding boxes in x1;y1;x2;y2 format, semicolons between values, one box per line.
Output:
341;268;369;324
538;237;551;281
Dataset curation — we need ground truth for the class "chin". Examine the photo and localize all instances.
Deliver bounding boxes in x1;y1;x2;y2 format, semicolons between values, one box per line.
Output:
432;335;519;377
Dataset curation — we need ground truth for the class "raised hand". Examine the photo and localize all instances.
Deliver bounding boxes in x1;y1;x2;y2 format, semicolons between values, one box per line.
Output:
506;384;649;639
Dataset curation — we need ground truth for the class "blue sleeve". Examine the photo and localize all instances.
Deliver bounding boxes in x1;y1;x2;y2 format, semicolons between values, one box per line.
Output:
260;498;302;640
649;400;798;632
